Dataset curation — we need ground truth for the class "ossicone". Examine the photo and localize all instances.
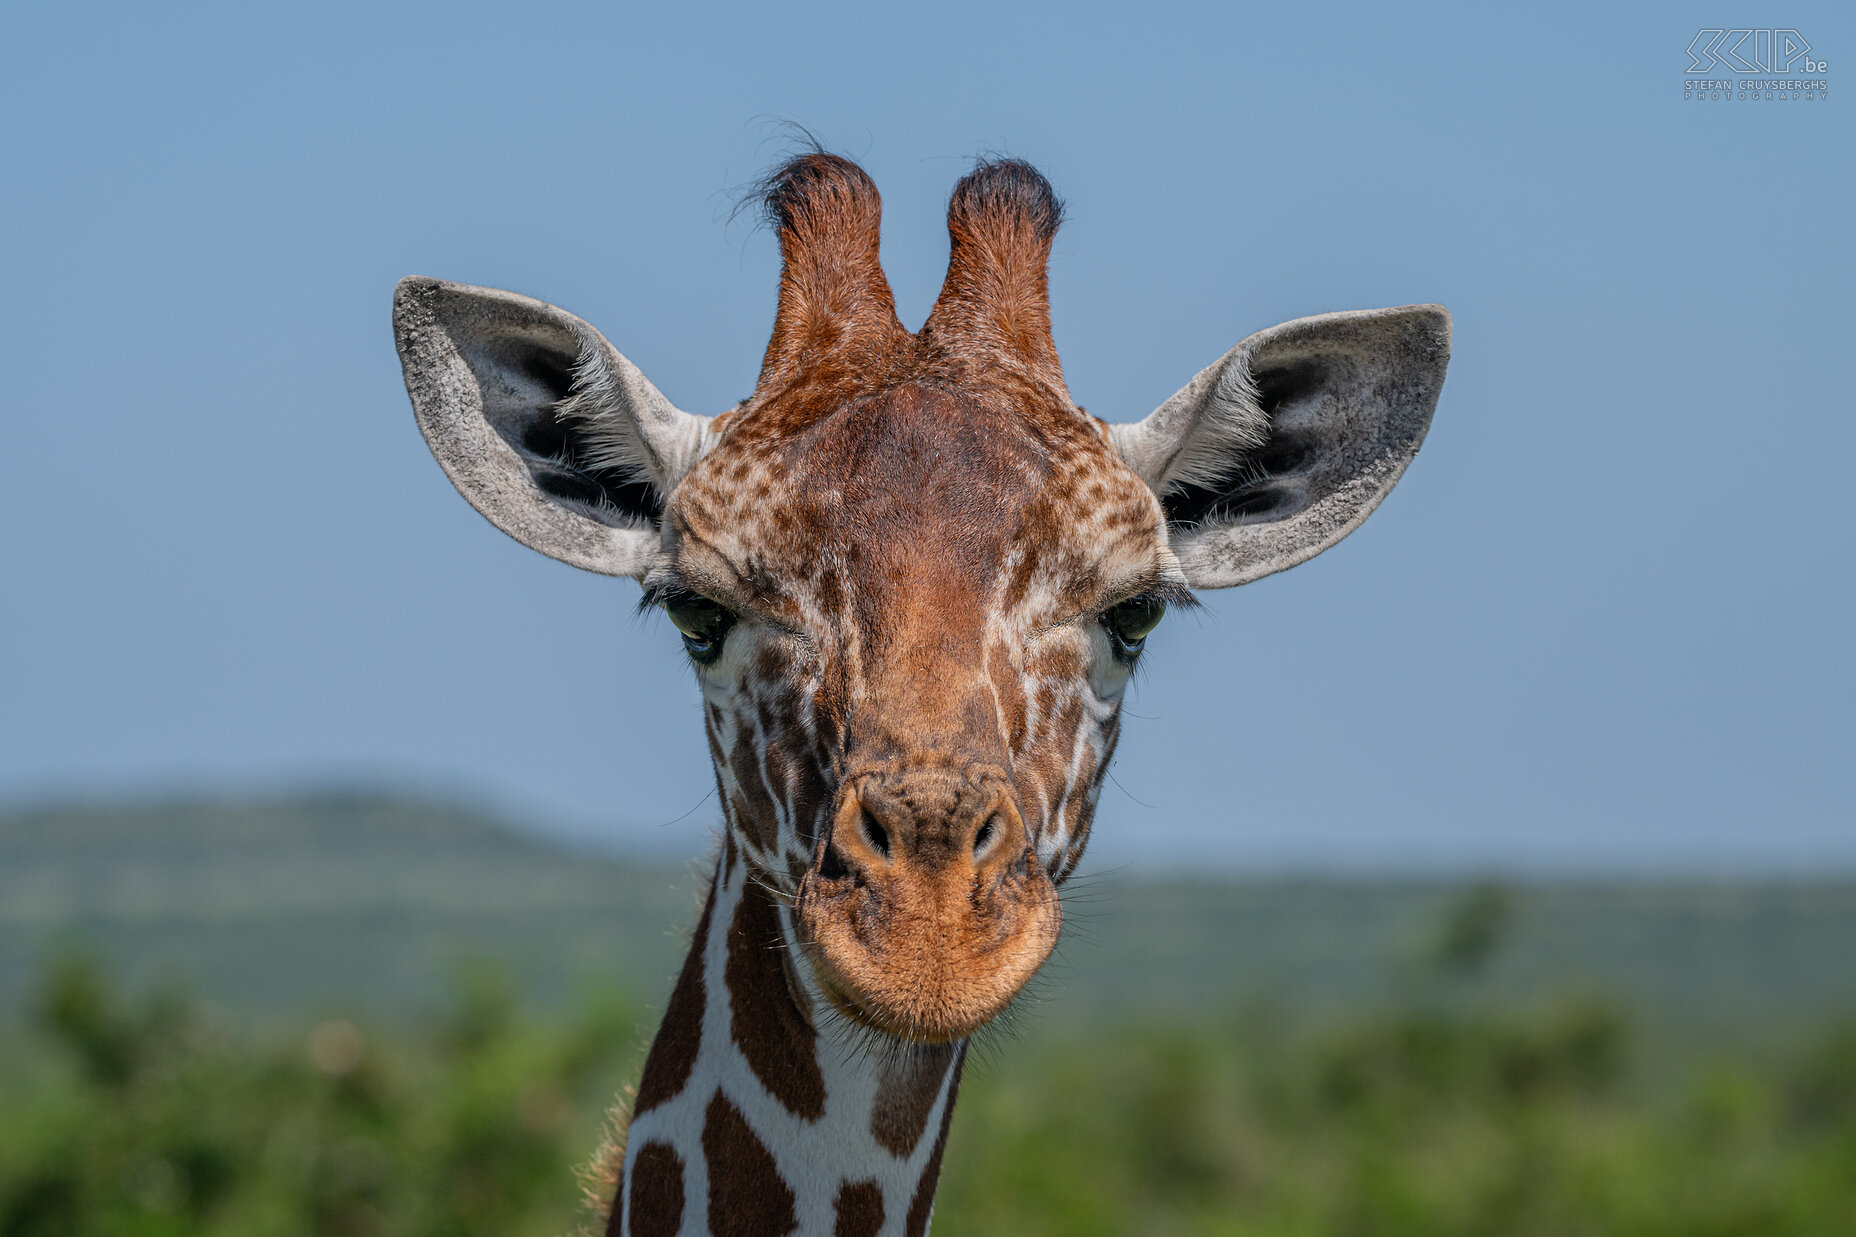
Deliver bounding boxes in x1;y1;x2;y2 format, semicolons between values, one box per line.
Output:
753;151;907;394
920;158;1069;396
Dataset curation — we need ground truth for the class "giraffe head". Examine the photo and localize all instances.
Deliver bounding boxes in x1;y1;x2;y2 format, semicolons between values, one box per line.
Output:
393;154;1449;1044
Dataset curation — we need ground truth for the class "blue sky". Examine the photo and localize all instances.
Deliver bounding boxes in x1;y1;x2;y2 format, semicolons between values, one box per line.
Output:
2;2;1849;870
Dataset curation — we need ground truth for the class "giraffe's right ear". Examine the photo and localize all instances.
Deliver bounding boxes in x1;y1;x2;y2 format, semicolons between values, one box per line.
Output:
392;277;713;579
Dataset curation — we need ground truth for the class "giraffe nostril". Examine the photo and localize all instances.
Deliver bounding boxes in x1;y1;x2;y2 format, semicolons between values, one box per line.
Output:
972;815;999;859
818;842;848;881
860;809;891;860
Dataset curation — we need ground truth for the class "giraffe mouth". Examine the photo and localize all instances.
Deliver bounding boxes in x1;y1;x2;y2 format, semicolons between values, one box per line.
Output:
811;969;952;1042
794;863;1062;1043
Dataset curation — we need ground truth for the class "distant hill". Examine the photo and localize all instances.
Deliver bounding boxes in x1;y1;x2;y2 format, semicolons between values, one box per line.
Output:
0;794;698;1017
3;795;1854;1050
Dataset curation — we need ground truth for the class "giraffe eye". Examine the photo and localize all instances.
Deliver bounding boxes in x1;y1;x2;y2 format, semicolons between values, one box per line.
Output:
1101;595;1165;662
665;594;736;666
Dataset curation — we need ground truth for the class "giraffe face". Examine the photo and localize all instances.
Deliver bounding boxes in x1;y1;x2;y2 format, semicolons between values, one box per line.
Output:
393;151;1450;1057
653;376;1185;1041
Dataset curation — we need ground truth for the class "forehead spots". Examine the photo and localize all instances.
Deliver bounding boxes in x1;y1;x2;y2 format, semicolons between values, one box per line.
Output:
674;381;1165;634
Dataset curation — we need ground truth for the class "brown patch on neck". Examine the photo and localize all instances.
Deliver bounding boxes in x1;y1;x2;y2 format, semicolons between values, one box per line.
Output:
905;1043;967;1237
702;1089;798;1236
870;1041;959;1156
630;868;717;1116
920;158;1068;398
832;1180;885;1237
623;1142;685;1237
726;878;826;1120
754;153;910;401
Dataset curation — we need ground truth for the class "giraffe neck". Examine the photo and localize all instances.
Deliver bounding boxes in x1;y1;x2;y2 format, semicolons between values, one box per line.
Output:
608;845;966;1237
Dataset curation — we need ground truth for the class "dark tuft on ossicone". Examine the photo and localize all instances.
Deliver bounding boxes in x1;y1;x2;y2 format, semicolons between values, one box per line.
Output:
758;151;882;235
947;158;1065;244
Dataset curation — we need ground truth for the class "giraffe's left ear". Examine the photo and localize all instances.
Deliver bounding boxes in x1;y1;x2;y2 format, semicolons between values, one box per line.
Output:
1109;305;1450;589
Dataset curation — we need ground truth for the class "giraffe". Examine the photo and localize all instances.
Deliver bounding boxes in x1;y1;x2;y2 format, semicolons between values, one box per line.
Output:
391;153;1449;1236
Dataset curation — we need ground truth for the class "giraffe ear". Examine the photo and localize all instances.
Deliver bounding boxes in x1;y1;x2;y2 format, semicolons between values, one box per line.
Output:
1110;305;1450;589
391;277;713;579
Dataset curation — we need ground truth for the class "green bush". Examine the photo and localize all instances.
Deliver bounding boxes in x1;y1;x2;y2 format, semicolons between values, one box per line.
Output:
933;999;1856;1237
0;956;640;1237
929;885;1856;1237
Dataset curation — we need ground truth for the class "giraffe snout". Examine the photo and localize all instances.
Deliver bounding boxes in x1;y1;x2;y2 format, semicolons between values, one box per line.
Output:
794;766;1059;1042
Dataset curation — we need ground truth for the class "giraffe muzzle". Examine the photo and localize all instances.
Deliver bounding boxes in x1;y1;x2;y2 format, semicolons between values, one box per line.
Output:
793;769;1062;1042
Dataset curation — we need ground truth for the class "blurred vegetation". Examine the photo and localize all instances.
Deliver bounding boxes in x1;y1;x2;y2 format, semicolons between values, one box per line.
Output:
4;887;1855;1237
0;956;641;1237
937;1002;1856;1236
936;884;1856;1236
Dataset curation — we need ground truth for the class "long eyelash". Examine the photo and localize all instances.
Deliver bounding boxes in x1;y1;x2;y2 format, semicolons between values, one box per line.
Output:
1150;581;1201;611
1108;580;1199;614
637;580;694;616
